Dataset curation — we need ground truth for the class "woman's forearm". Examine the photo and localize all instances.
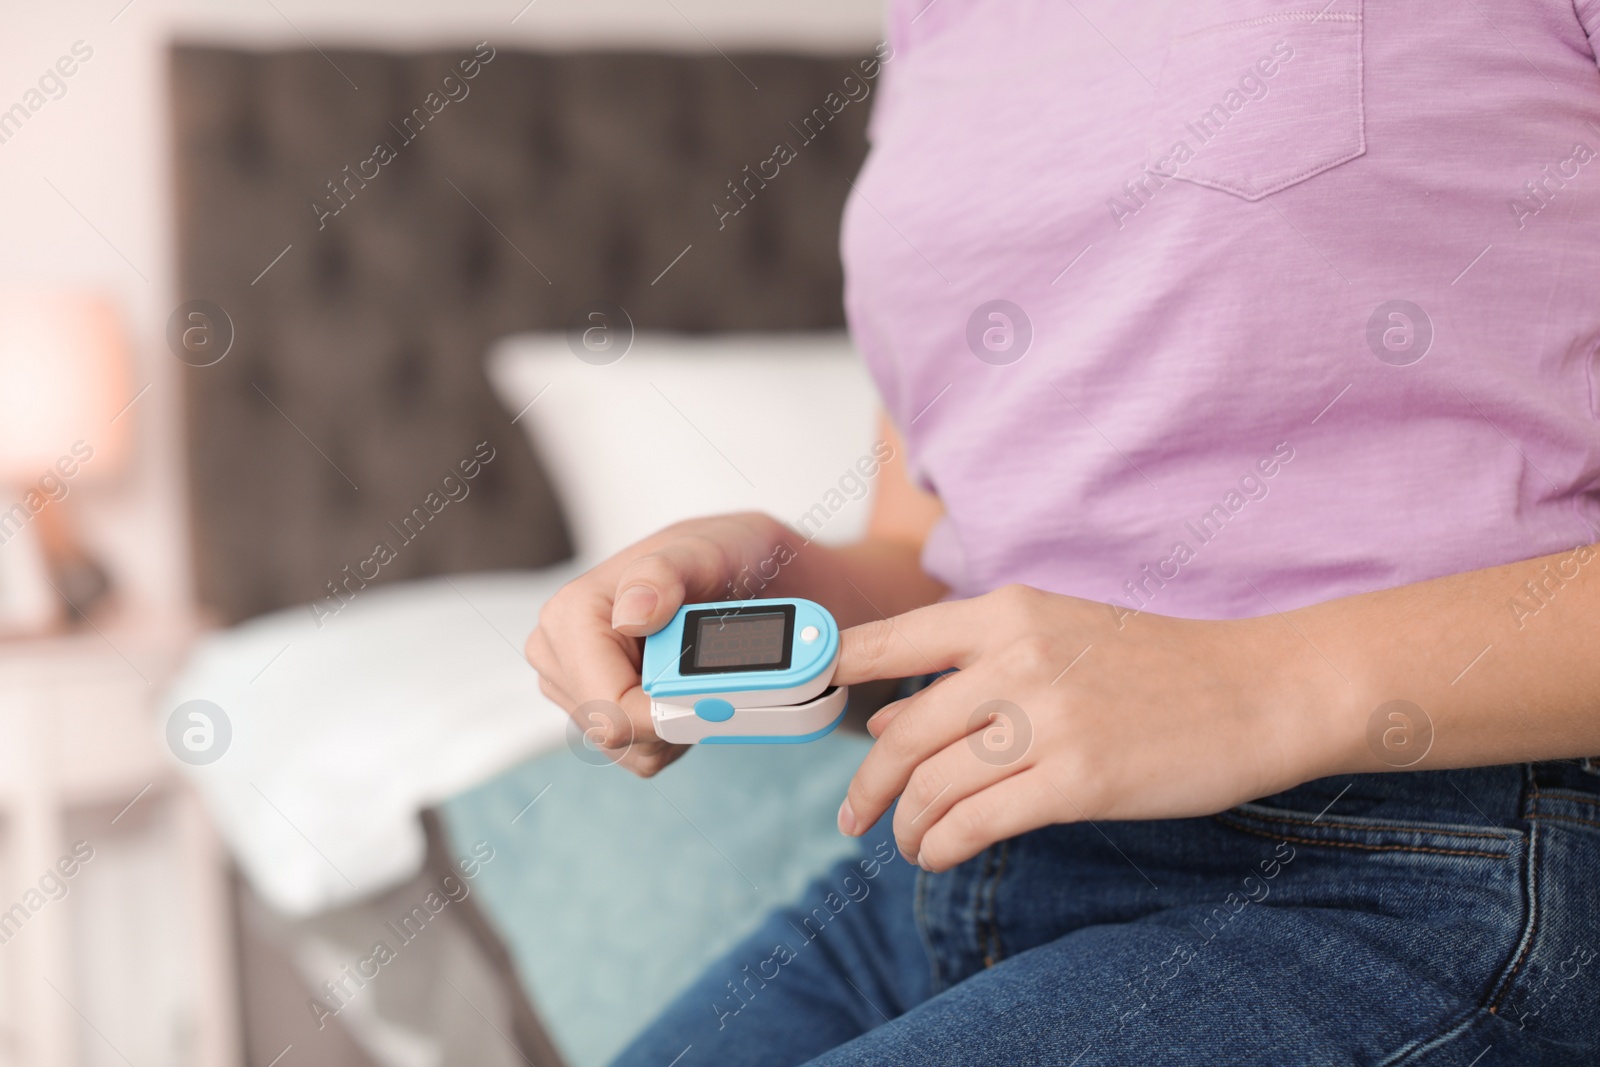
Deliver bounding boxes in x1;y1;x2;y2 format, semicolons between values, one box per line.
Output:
1277;543;1600;776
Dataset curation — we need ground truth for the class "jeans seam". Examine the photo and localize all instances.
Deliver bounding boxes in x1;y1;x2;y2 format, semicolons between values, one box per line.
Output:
1530;783;1600;809
979;841;1010;968
1485;792;1541;1016
1227;806;1511;841
974;846;995;967
912;867;944;995
1530;811;1600;832
1378;1007;1495;1067
1213;814;1511;860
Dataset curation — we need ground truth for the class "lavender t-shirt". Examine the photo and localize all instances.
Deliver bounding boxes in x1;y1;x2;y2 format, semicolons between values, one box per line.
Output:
842;0;1600;618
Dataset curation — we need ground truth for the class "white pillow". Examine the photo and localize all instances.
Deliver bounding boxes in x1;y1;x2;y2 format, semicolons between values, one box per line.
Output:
486;332;885;562
162;567;585;917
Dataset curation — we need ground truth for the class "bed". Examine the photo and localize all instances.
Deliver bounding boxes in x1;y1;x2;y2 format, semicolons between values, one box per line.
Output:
165;42;891;1067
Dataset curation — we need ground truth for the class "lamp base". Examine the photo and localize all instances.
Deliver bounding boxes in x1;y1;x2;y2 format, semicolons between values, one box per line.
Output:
36;497;115;624
0;486;61;636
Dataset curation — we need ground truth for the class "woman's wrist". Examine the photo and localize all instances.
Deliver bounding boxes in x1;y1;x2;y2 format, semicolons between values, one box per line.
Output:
1247;543;1600;782
1227;609;1368;791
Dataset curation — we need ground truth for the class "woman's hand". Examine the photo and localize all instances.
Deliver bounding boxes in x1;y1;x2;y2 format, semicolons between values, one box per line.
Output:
833;585;1334;871
526;512;792;777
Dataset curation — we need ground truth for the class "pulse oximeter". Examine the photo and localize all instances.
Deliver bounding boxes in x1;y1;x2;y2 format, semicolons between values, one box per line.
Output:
641;598;848;744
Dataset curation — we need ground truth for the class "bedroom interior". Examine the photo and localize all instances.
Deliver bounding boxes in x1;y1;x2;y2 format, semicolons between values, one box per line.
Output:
0;2;896;1065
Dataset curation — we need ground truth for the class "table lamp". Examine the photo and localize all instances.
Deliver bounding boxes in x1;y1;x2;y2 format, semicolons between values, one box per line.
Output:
0;289;133;635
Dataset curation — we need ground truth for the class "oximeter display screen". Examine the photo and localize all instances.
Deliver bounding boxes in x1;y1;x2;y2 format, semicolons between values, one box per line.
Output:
679;604;797;674
694;612;787;669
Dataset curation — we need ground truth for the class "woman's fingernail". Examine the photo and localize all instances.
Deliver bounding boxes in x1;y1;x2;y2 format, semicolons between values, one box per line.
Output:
837;798;857;836
916;849;929;871
612;585;658;628
866;704;900;737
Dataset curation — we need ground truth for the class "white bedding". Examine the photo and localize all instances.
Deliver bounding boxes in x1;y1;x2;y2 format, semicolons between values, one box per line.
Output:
162;568;584;916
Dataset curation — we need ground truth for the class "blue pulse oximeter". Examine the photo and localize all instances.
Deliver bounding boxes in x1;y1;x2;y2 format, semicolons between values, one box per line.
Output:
642;598;848;744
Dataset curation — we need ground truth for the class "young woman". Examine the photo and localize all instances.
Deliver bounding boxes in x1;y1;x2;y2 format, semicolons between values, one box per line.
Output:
528;2;1600;1062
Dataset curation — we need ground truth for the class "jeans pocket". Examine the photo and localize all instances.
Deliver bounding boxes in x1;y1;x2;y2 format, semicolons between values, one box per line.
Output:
1214;800;1522;862
1150;0;1366;201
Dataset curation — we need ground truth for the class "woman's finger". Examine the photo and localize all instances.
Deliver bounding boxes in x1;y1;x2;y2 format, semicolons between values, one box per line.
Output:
562;686;684;776
524;625;563;693
832;597;989;688
609;516;774;634
866;671;958;738
536;672;574;711
562;638;658;749
535;585;657;749
891;726;1032;862
917;769;1070;873
841;666;994;835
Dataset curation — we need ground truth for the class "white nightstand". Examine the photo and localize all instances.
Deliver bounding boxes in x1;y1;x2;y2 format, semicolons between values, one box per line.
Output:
0;621;238;1067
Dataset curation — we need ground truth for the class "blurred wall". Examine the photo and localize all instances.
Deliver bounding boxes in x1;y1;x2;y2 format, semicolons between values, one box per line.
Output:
0;0;883;624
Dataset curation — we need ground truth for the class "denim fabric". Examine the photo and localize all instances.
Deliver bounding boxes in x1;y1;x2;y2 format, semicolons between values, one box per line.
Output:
608;755;1600;1066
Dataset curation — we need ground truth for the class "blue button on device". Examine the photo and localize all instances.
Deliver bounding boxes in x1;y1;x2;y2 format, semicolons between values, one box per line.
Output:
642;597;847;744
693;697;735;722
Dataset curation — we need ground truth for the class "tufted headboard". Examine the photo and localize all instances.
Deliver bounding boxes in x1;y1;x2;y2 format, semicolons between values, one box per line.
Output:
170;44;871;623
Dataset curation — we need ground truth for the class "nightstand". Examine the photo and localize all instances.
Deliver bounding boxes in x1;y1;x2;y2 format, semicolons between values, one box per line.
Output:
0;621;238;1067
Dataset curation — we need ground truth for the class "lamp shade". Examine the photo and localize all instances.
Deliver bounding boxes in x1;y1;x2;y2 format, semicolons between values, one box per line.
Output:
0;289;133;482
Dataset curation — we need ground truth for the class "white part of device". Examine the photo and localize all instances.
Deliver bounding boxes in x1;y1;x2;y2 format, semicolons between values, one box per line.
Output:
650;682;848;745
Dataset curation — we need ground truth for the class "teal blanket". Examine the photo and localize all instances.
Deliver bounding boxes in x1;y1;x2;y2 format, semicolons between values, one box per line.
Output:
437;732;873;1067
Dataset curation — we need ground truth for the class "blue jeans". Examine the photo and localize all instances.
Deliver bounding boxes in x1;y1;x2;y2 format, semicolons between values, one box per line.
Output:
610;760;1600;1065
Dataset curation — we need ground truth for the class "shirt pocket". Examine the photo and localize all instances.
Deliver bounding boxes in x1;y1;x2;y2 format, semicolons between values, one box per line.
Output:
1149;0;1366;201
